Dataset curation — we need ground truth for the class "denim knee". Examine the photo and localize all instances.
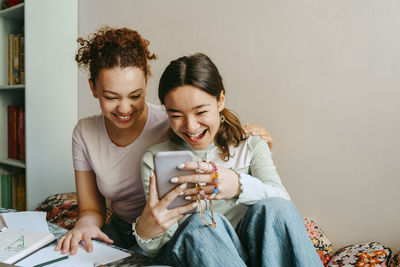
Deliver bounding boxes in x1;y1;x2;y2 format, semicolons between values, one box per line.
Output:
184;211;231;229
160;211;247;266
251;197;297;216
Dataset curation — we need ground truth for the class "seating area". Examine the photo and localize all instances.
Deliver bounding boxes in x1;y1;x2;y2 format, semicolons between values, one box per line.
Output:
36;193;400;266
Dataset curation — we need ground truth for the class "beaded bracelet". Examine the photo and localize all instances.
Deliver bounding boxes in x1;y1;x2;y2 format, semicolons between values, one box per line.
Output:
196;161;217;228
208;161;219;200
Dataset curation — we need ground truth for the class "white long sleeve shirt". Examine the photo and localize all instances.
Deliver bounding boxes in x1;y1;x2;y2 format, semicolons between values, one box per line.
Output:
135;135;290;257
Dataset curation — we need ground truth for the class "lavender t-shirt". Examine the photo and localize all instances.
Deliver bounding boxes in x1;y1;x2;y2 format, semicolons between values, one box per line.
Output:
72;103;169;223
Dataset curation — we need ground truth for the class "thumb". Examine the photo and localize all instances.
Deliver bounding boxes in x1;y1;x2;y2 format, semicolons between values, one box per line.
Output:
148;172;159;205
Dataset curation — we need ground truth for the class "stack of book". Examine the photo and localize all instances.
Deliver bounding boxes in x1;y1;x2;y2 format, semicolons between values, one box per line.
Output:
7;105;25;161
8;33;25;85
0;167;26;210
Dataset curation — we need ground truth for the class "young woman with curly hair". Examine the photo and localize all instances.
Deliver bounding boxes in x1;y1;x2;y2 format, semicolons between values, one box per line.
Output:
55;26;272;255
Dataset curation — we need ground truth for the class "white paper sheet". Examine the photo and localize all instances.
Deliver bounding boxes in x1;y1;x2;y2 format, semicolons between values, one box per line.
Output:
17;240;131;267
1;211;50;233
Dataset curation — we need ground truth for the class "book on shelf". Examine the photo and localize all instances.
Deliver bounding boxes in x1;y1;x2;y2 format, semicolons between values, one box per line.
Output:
16;173;26;211
7;34;13;85
7;105;17;159
12;34;20;85
0;167;26;210
1;172;11;208
7;105;25;161
17;106;25;161
20;35;25;84
7;33;24;85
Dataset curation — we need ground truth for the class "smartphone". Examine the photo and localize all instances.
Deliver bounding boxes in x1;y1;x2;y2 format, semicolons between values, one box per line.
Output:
154;151;196;211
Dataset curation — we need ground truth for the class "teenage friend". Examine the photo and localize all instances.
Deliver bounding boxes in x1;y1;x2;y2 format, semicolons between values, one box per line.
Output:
55;27;272;255
134;53;323;267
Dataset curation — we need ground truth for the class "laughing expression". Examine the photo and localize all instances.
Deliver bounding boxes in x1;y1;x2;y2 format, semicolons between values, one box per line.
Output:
89;67;147;134
164;85;225;150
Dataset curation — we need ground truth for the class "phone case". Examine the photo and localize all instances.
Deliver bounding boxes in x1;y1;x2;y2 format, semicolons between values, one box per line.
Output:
154;151;196;211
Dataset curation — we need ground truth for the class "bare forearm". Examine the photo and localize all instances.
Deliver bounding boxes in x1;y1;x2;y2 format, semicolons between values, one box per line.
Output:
77;210;105;228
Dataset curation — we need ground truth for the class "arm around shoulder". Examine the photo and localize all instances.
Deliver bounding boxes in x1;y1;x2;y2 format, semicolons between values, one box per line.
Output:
236;137;290;205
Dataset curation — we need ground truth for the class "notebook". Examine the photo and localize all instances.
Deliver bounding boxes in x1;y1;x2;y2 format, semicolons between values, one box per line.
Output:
0;227;54;264
17;240;132;267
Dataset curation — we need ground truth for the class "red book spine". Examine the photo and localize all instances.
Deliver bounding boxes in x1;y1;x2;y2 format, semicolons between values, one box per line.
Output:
18;107;25;161
7;106;18;159
7;106;13;158
12;106;18;159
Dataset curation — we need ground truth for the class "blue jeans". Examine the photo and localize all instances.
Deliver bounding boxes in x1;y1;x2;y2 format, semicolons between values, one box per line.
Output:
156;198;323;267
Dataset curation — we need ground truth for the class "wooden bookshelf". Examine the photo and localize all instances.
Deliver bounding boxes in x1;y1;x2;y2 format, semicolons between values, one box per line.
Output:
0;0;78;210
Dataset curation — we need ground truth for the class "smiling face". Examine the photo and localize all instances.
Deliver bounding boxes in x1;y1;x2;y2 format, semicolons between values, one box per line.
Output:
89;67;147;134
164;85;225;150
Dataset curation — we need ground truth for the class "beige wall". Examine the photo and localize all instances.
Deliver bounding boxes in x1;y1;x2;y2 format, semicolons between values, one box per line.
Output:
78;0;400;251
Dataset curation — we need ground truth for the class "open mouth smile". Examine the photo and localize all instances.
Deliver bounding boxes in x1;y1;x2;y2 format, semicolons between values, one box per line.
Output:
114;113;133;122
182;129;207;143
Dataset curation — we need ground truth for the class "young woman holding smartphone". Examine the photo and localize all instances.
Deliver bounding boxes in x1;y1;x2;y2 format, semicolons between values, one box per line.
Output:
56;27;272;255
135;53;322;267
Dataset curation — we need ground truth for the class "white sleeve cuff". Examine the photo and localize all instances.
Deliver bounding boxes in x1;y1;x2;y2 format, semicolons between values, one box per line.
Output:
132;216;177;258
236;173;290;205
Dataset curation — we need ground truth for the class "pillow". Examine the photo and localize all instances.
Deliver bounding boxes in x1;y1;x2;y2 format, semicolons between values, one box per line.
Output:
304;217;333;265
36;193;79;229
326;242;392;267
389;250;400;267
36;193;112;229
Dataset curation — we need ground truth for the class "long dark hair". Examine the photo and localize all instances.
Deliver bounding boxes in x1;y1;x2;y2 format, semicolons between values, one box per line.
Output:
158;53;247;161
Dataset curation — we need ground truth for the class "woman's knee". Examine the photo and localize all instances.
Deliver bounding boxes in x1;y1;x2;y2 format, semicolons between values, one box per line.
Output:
176;212;237;245
185;211;229;228
249;197;300;220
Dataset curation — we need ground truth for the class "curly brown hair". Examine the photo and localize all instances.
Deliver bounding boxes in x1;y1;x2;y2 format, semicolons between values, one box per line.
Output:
75;26;157;82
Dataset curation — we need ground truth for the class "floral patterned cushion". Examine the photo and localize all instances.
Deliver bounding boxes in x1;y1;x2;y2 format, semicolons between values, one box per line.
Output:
304;217;333;265
326;242;392;267
36;193;112;229
389;251;400;267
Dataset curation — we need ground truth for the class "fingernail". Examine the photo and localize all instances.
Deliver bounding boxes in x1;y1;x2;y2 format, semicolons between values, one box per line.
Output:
151;171;154;176
179;191;184;196
177;163;185;169
192;202;198;207
180;183;187;189
185;196;191;200
171;177;179;183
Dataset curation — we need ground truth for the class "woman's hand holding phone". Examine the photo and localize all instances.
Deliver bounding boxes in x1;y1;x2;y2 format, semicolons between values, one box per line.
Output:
135;172;198;240
174;161;241;201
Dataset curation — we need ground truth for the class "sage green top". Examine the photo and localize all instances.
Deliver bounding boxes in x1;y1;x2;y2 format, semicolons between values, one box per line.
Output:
135;135;290;257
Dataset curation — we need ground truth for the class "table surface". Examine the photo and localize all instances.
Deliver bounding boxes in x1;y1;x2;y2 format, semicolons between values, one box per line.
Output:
0;208;160;267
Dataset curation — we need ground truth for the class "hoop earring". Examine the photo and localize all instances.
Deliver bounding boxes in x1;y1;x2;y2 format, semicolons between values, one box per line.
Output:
220;114;225;123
